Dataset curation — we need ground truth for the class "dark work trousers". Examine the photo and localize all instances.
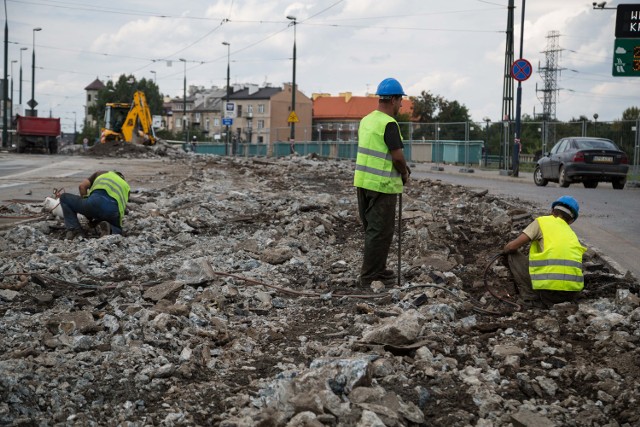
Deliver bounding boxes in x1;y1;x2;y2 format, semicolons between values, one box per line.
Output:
60;190;122;234
357;188;397;281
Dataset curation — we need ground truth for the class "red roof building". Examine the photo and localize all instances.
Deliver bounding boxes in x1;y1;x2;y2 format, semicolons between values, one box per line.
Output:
312;92;414;141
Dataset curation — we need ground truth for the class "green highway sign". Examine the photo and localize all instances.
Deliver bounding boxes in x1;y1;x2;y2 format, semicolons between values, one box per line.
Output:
612;38;640;76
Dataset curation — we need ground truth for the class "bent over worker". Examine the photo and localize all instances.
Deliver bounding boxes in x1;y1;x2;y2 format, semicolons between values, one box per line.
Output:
353;77;411;287
59;171;130;239
503;195;587;304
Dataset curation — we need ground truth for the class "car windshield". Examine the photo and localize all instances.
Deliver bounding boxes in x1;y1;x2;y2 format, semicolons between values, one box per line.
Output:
575;139;617;150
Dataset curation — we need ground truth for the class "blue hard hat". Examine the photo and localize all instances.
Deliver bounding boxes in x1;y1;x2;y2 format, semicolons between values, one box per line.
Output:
375;78;406;97
552;195;579;220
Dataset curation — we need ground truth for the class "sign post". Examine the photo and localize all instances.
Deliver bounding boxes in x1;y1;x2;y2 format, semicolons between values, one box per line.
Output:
511;57;532;177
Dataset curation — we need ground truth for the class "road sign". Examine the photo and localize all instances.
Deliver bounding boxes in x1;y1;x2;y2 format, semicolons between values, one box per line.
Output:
225;102;235;118
222;117;233;126
511;58;532;82
612;38;640;76
27;99;38;109
287;111;299;123
616;4;640;38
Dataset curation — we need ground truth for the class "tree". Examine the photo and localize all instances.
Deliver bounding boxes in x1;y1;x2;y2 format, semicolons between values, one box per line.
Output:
410;90;471;140
622;106;640;120
88;74;163;130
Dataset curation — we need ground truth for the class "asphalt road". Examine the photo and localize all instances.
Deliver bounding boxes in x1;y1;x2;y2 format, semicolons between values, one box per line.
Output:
412;163;640;280
1;153;638;280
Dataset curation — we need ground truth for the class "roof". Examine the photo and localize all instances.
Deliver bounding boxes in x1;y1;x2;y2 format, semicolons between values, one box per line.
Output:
84;78;105;91
230;87;282;100
313;94;414;120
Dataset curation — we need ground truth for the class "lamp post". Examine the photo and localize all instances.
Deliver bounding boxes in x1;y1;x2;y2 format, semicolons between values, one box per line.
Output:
483;117;491;167
593;113;598;136
286;15;297;150
73;111;77;144
150;70;156;84
9;59;16;120
19;47;26;105
29;27;42;116
179;58;187;146
222;41;230;155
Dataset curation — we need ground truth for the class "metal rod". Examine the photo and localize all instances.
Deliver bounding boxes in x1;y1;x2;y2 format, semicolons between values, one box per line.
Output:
398;193;402;287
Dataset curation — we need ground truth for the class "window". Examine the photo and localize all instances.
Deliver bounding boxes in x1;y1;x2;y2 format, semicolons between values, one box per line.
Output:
237;104;243;117
205;118;210;131
214;118;220;127
248;104;253;114
257;120;265;130
87;94;92;102
258;136;264;143
258;104;265;113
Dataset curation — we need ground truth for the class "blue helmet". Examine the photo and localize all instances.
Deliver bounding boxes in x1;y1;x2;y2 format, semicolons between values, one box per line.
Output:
552;195;579;220
375;78;406;97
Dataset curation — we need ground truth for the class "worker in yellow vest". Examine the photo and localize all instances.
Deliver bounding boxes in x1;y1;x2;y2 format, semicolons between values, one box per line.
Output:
354;78;411;287
59;171;130;239
503;195;587;304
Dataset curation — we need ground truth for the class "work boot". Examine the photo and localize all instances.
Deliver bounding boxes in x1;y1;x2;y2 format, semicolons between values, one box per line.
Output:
378;269;397;279
65;229;84;240
96;221;112;237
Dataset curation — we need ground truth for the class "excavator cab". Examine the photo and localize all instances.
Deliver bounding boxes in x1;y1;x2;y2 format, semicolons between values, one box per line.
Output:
101;91;157;145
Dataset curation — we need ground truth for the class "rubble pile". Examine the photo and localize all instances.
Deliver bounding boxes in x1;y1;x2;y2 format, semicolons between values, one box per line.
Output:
1;154;639;426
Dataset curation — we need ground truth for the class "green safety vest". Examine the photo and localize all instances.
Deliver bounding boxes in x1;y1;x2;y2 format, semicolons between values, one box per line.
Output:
89;171;130;226
353;110;404;194
529;215;587;291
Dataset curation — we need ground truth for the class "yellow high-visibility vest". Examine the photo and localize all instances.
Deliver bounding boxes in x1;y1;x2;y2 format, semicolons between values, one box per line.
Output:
89;171;130;226
353;110;403;194
529;215;587;291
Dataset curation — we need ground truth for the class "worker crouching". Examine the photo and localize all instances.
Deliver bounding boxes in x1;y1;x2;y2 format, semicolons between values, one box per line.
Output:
503;195;587;305
59;171;130;239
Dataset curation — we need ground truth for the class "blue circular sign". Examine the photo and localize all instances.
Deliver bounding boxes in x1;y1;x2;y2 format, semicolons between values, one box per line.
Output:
511;58;532;82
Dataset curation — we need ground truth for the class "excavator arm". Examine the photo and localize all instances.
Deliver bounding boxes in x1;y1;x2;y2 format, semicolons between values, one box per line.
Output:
101;90;156;145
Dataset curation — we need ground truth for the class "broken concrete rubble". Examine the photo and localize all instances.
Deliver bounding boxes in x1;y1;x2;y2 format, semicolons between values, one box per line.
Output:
1;150;639;426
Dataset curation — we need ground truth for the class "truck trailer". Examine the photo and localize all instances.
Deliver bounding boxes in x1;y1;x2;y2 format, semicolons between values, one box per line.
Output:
15;115;61;154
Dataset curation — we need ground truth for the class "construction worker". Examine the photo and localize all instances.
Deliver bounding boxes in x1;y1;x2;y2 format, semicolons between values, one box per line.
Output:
503;195;587;304
354;77;411;287
59;171;130;239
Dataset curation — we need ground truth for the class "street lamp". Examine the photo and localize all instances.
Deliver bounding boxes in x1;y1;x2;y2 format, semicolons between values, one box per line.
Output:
150;70;156;84
73;111;77;144
30;27;42;116
10;60;16;120
287;15;297;149
483;116;491;167
593;113;598;136
222;41;231;155
179;58;187;145
19;47;27;105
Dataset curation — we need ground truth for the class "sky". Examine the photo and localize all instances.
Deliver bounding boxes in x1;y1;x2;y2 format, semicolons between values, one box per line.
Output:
5;0;639;133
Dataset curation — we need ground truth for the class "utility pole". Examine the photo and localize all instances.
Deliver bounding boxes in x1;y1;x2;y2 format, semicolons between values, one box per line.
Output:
500;0;515;173
2;0;9;148
512;0;526;177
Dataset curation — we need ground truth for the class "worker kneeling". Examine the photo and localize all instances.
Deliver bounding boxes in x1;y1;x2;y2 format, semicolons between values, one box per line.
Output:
503;195;587;305
59;171;130;239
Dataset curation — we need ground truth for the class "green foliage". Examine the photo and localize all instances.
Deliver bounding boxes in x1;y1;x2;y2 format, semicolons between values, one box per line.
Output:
88;74;163;130
395;112;411;139
622;106;640;120
410;91;471;140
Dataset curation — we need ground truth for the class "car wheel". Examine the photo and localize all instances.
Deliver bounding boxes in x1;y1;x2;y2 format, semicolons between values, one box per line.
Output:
558;166;570;188
612;178;626;190
583;180;598;189
533;166;548;186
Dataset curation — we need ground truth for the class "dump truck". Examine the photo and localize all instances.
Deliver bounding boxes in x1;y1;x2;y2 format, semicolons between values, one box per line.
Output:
100;90;156;145
15;115;61;154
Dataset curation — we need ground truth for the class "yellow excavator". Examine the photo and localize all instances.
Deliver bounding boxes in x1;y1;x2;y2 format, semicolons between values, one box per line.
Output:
101;90;157;145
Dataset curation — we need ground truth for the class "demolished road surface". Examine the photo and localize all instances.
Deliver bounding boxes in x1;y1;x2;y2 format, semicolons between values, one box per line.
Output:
1;145;639;426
